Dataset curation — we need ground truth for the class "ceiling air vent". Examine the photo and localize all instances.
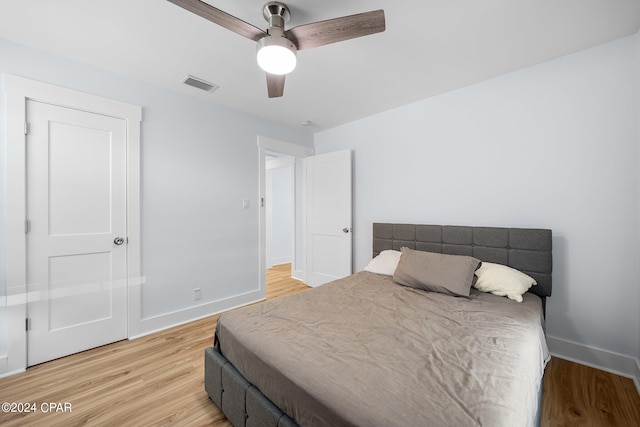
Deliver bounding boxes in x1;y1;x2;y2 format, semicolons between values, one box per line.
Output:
182;75;219;93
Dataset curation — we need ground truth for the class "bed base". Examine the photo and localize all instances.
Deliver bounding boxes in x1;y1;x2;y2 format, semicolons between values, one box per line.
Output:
205;345;543;427
204;345;298;427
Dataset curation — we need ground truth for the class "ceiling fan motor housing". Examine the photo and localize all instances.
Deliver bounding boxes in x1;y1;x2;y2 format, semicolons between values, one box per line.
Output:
263;2;291;29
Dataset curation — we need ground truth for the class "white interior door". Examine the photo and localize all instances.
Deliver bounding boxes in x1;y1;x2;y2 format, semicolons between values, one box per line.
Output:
305;150;352;287
26;100;128;366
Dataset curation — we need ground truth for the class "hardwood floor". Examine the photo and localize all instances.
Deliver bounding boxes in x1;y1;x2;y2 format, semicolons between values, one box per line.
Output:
0;263;638;427
541;357;640;427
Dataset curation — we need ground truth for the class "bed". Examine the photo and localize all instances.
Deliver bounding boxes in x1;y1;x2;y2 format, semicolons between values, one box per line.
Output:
204;223;553;427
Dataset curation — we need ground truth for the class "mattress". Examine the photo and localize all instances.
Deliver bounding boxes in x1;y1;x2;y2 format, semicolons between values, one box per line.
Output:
216;271;549;427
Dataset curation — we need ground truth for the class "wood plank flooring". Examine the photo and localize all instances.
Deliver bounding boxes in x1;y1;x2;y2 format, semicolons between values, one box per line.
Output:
0;263;638;427
541;357;640;427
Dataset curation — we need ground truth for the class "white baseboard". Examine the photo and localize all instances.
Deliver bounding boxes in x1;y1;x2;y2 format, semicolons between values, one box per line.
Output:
291;269;305;283
546;335;640;396
130;289;265;339
0;355;26;379
634;358;640;396
270;257;292;266
0;368;25;379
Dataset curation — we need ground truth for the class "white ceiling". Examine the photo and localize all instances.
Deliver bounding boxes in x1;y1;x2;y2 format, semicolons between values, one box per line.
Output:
0;0;639;131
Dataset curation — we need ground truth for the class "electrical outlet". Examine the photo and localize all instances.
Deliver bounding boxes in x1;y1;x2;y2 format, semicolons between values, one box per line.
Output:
193;288;202;301
242;199;250;209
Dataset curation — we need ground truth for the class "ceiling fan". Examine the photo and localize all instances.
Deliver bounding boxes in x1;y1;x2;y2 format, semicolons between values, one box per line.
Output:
167;0;386;98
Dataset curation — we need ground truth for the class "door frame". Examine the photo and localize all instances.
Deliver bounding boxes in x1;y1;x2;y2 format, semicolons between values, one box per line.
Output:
258;136;314;294
2;74;141;376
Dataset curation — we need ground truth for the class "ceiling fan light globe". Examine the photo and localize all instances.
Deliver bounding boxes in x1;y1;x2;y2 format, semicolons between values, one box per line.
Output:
257;37;297;75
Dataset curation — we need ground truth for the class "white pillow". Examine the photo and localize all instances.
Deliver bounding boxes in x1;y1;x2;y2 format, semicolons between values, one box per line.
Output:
473;262;537;302
363;250;402;276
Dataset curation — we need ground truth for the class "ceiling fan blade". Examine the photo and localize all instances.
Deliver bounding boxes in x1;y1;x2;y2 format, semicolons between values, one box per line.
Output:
266;73;285;98
285;9;385;50
167;0;266;42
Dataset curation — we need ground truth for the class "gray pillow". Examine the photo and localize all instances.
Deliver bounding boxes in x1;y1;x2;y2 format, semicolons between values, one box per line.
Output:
392;247;481;297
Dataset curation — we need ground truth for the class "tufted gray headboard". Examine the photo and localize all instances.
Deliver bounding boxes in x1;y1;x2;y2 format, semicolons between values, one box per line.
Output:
373;223;552;301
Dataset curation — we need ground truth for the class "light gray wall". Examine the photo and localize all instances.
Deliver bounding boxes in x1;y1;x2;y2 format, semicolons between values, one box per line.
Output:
0;37;313;331
270;163;293;264
315;33;640;360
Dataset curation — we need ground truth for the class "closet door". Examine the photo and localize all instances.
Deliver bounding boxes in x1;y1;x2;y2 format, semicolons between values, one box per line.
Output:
26;99;128;366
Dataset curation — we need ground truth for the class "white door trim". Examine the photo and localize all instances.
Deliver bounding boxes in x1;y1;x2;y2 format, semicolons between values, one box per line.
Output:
258;136;314;294
2;74;141;376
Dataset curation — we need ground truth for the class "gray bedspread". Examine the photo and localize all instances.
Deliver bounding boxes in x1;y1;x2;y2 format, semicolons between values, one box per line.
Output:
216;271;549;427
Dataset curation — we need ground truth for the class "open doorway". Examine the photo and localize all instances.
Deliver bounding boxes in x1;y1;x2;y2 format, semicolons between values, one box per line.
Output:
265;153;294;277
258;136;314;296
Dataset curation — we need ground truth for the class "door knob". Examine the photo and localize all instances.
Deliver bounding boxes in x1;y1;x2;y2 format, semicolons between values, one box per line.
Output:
342;227;351;234
114;237;125;245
